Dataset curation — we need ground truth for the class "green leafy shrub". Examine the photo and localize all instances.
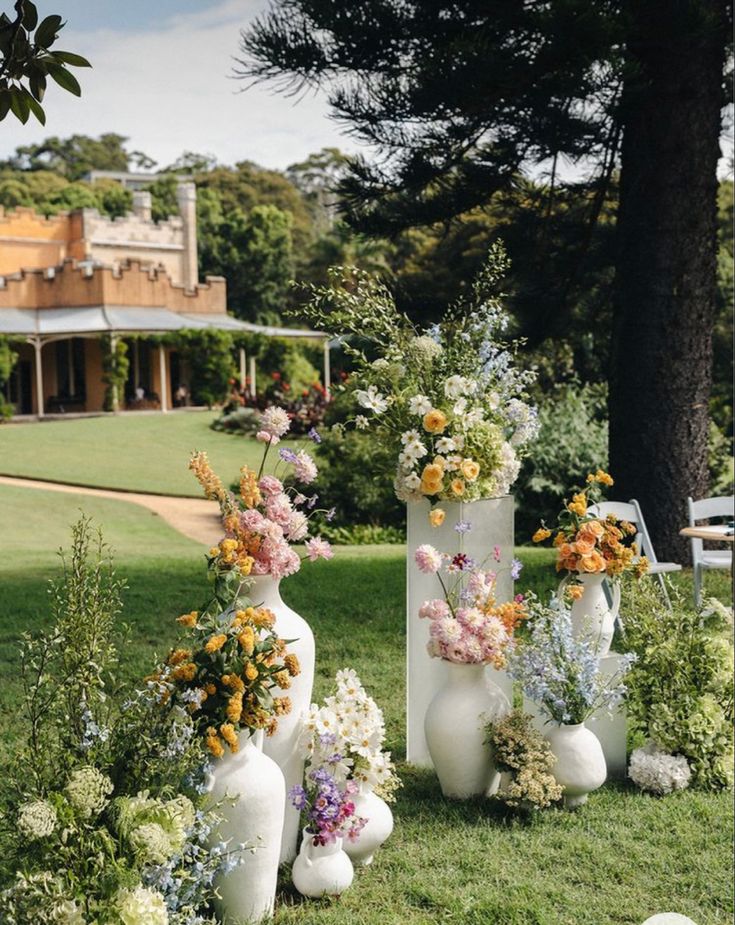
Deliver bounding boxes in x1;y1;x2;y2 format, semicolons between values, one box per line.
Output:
0;336;19;420
319;522;404;545
174;329;236;407
622;579;734;790
514;381;608;541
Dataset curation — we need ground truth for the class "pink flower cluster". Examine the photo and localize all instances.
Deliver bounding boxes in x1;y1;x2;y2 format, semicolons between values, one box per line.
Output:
420;598;510;666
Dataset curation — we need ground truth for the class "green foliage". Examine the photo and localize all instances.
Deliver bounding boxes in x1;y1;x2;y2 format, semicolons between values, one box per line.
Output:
0;335;19;419
0;3;91;126
514;382;608;542
174;329;236;408
255;338;321;394
100;335;129;412
318;522;404;545
709;419;734;496
622;579;734;790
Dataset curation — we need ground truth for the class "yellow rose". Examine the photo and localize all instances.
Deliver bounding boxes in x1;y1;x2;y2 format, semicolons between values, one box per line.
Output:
423;409;447;434
429;508;446;527
422;462;444;483
460;459;480;481
567;584;584;601
532;528;551;543
420;478;442;496
451;478;466;496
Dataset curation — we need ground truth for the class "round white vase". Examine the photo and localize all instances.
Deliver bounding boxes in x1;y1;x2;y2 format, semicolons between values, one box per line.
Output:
250;574;315;864
204;730;285;924
292;827;354;898
343;784;394;867
546;722;607;808
424;661;510;799
562;572;620;657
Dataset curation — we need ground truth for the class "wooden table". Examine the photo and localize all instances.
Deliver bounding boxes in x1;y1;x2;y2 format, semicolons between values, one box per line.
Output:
679;525;734;543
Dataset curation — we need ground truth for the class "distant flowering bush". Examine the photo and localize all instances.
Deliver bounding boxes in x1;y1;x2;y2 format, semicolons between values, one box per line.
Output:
295;244;538;521
509;601;636;725
190;406;333;581
532;470;648;592
290;770;366;847
415;544;526;666
299;669;401;802
628;742;692;795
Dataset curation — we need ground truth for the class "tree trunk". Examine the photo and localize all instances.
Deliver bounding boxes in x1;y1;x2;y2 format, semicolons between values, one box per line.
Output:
609;0;728;562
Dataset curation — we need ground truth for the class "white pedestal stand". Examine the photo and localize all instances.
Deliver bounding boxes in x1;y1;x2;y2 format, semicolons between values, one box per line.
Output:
406;496;515;767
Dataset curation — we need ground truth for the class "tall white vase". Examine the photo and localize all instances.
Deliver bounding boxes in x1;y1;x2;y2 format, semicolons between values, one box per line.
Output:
251;574;315;864
546;722;607;808
343;784;394;867
407;496;514;767
561;572;620;657
424;661;510;798
205;731;285;924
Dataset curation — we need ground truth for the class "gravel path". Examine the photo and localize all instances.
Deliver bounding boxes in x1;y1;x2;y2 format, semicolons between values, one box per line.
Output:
0;475;221;547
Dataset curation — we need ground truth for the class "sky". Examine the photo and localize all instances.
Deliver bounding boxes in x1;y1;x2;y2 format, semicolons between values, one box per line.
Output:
1;1;732;177
0;0;359;171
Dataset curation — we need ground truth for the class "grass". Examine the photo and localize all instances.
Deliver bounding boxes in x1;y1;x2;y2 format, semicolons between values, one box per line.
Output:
0;411;278;495
0;483;732;925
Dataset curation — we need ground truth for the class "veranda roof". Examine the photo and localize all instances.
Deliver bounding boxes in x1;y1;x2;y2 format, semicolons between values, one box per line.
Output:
0;307;327;340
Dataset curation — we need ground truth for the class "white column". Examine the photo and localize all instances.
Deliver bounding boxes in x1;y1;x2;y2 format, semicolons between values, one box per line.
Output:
239;347;247;389
33;339;44;418
109;334;118;411
68;339;75;397
322;339;331;397
159;345;168;413
248;355;257;398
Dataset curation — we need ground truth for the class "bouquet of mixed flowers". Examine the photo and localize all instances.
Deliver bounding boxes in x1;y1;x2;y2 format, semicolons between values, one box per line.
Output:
290;770;366;848
415;542;526;665
296;244;538;514
299;669;401;801
190;406;333;582
485;710;563;810
532;469;649;592
509;601;637;725
157;582;301;757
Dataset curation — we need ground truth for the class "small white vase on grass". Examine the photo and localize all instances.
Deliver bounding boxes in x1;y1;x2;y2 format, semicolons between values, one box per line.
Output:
561;572;620;658
251;574;315;864
292;827;354;898
424;661;510;799
546;722;607;808
205;730;284;924
343;784;394;867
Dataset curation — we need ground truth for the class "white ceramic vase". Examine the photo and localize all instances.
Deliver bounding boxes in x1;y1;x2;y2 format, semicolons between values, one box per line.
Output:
424;661;510;799
292;827;354;898
407;496;515;767
546;722;607;808
205;731;285;924
561;572;620;657
251;574;315;864
343;784;394;867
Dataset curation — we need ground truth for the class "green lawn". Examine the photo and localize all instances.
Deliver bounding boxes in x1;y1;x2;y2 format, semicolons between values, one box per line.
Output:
0;411;280;495
0;483;732;924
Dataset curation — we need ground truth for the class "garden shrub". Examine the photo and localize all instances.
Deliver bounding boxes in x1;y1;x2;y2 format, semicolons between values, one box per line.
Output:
622;578;734;790
175;329;236;407
514;381;608;541
318;523;404;545
0;336;19;420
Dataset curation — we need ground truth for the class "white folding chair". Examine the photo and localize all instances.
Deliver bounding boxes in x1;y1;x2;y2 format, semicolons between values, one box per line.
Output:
589;500;681;607
687;495;734;607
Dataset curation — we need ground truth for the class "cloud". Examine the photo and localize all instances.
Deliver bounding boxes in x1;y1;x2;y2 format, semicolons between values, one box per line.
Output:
0;0;359;171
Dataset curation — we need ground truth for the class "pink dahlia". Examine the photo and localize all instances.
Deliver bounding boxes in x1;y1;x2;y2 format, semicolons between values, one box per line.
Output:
305;536;334;562
419;599;450;620
260;406;291;439
258;475;284;498
414;544;443;574
293;450;318;484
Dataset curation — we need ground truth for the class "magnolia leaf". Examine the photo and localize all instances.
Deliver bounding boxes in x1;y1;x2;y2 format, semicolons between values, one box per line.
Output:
29;71;46;102
34;13;63;49
52;50;91;67
0;90;11;120
47;63;81;96
22;1;39;31
9;88;30;123
24;88;46;124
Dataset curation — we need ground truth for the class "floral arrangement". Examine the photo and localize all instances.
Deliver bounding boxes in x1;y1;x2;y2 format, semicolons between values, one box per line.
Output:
157;577;301;758
296;244;538;514
290;770;366;848
415;542;526;665
485;711;563;810
1;519;241;925
621;581;734;790
532;470;649;591
299;669;401;801
190;405;333;582
628;742;692;795
509;601;636;725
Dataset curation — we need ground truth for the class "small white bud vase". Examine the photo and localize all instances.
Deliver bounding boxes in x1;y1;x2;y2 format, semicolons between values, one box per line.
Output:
292;827;355;898
251;574;316;864
546;722;607;808
204;731;285;924
343;784;394;867
424;661;510;799
561;572;620;657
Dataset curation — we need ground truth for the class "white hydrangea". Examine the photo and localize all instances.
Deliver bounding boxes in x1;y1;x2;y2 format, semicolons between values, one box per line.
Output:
116;886;169;925
130;823;175;865
18;800;58;840
51;899;86;925
444;375;476;399
64;767;114;819
493;442;521;496
628;742;692;795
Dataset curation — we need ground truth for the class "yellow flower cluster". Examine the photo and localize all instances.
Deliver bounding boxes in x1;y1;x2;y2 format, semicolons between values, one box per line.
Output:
567;492;588;517
209;537;255;576
429;508;446;527
283;653;301;677
419;456;479;498
189;451;228;505
177;610;199;628
586;469;614;487
532;527;551;543
239;466;262;509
